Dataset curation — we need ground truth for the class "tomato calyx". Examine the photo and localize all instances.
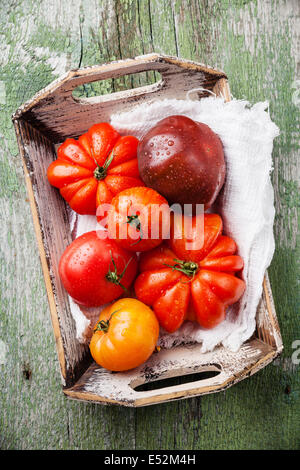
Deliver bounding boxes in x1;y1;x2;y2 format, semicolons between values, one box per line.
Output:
126;213;143;245
105;251;133;293
164;258;199;281
93;151;114;181
94;309;121;333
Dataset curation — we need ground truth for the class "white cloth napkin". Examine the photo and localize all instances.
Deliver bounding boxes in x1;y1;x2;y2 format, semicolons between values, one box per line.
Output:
69;96;279;353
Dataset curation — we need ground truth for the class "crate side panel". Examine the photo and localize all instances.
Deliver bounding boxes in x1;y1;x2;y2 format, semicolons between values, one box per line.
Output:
64;338;275;406
19;59;224;143
255;274;283;350
17;119;91;386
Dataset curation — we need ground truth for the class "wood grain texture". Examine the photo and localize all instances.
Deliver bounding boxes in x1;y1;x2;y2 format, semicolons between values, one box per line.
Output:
0;0;299;450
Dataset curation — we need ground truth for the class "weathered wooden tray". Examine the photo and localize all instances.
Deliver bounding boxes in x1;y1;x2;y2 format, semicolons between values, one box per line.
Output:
12;54;283;407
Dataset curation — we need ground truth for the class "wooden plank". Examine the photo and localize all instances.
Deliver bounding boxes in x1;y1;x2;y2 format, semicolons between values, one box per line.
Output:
13;54;225;142
0;0;299;450
15;118;92;387
13;54;226;143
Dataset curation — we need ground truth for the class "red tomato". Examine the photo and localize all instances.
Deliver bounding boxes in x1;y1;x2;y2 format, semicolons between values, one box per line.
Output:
89;298;159;371
107;186;170;252
134;213;245;332
59;231;138;307
47;123;144;215
168;212;223;262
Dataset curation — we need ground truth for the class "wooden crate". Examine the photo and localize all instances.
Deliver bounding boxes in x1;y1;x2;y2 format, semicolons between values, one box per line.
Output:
12;53;283;407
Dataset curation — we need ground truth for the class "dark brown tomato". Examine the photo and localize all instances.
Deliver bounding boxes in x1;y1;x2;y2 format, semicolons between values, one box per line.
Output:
137;115;226;212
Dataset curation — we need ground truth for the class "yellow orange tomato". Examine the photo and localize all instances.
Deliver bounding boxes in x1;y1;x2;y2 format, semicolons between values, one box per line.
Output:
89;298;159;371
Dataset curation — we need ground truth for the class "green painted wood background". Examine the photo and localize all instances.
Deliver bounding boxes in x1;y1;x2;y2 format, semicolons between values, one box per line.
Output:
0;0;299;450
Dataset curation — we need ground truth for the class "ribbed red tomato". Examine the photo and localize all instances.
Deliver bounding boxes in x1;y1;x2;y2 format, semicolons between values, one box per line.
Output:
135;213;245;332
47;123;144;215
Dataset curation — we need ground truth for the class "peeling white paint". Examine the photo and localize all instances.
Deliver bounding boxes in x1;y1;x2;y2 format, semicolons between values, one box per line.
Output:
0;339;8;365
34;47;69;76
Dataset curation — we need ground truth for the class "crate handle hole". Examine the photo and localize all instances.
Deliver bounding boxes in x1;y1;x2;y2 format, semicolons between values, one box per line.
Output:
132;366;222;392
72;70;163;104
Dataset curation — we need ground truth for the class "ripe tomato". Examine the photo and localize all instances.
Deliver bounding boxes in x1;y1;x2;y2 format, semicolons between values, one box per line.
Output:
47;123;144;215
89;298;159;371
59;231;138;307
107;186;170;252
137;115;226;211
168;212;223;262
134;213;245;332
